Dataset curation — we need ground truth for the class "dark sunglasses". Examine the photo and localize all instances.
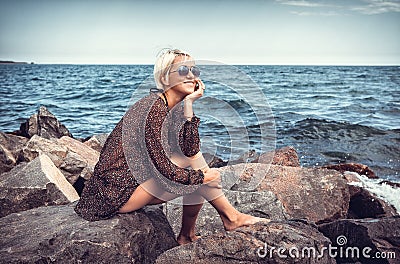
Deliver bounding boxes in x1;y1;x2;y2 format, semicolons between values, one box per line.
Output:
170;65;201;77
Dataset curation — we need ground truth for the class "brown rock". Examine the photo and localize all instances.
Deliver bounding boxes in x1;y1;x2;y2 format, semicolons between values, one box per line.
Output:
257;146;301;167
0;144;16;174
18;106;72;139
0;132;29;154
226;163;350;224
156;220;335;263
0;132;29;174
323;163;377;179
0;203;177;263
0;154;79;217
319;216;400;264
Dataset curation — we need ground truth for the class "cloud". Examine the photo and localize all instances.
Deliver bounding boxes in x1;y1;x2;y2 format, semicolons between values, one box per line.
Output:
275;0;328;7
290;10;341;16
351;0;400;15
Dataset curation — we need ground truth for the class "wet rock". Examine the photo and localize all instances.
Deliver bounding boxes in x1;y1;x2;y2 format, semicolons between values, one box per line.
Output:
379;180;400;188
156;220;335;264
0;154;79;217
225;163;350;224
347;183;397;219
318;216;400;264
256;146;301;167
0;203;178;263
18;106;72;139
18;135;99;184
323;163;377;179
164;189;289;237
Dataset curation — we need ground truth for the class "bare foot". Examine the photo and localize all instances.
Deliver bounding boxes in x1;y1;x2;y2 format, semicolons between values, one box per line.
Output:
176;234;201;245
222;213;270;231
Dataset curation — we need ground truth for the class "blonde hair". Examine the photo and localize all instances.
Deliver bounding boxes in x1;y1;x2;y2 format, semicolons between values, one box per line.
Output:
153;48;191;89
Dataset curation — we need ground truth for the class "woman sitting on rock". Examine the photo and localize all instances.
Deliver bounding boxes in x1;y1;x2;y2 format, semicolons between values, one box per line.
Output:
75;48;265;244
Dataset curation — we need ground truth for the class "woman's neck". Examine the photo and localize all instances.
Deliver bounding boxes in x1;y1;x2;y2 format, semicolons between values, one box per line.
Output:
163;89;184;109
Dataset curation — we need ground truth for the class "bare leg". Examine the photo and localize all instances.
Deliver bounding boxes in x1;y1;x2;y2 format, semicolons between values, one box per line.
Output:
194;183;269;231
118;178;178;213
176;194;204;245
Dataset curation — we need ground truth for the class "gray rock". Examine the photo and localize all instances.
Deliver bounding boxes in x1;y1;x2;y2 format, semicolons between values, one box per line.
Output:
0;203;178;263
164;189;289;237
83;133;109;152
19;106;72;139
0;154;79;217
18;135;99;184
156;220;336;264
319;216;400;264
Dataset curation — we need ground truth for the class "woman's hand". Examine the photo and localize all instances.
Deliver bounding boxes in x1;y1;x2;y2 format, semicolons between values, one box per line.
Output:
203;168;222;189
184;79;205;103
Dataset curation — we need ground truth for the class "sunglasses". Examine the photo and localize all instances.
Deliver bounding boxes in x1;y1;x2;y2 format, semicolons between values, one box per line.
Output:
170;65;201;77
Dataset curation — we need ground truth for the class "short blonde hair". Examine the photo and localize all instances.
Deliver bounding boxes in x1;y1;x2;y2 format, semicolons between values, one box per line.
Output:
153;48;191;89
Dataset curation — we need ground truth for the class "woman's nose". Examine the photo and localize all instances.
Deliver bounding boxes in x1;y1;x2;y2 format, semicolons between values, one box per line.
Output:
186;70;195;79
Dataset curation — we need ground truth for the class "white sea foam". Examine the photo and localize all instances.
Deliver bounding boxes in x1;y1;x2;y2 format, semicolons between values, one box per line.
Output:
349;174;400;214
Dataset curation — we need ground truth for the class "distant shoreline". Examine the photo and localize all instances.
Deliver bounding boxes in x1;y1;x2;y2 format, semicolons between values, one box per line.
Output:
0;60;34;64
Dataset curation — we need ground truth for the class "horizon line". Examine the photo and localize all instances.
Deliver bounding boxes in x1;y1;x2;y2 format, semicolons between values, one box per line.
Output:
1;61;399;67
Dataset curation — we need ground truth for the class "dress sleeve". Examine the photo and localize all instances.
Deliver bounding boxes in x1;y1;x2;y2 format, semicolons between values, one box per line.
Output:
145;107;204;185
178;116;201;157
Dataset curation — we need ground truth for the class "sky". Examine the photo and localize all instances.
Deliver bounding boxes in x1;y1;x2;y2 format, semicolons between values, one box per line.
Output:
0;0;399;65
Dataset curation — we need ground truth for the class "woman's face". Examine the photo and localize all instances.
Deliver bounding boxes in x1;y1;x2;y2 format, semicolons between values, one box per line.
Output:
167;55;198;96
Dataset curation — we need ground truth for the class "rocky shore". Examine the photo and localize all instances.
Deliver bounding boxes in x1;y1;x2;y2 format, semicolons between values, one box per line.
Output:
0;106;399;263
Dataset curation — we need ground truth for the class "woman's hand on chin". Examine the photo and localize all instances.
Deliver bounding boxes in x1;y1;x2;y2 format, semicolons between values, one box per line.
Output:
184;79;205;103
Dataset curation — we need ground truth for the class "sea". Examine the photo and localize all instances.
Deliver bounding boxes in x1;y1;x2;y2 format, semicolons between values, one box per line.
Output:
0;64;399;209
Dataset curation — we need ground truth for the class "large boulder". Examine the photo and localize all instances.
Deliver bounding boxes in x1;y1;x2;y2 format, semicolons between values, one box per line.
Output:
156;220;335;264
18;135;99;184
319;216;400;264
18;106;72;139
0;132;28;174
0;203;178;263
0;154;79;217
222;163;350;224
256;146;300;167
164;189;289;237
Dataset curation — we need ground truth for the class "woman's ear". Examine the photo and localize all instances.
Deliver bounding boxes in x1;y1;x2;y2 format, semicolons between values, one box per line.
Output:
161;75;169;86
